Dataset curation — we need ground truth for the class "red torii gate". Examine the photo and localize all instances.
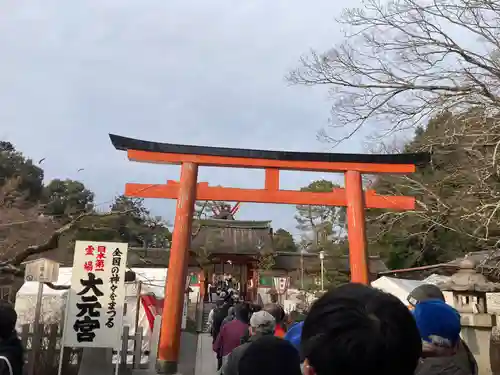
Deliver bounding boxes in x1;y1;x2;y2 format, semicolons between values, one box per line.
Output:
109;134;429;374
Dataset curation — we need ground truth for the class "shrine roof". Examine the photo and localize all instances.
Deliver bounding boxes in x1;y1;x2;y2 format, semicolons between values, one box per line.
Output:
109;134;430;165
195;219;271;229
191;220;273;254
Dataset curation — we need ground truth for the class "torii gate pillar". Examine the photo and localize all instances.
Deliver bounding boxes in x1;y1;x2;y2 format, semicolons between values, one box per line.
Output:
345;170;369;284
157;162;198;374
109;133;430;374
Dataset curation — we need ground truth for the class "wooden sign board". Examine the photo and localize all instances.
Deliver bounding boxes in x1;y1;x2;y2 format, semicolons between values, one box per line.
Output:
24;258;60;283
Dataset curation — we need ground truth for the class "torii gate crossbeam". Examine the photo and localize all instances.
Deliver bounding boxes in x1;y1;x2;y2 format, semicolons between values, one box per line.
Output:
109;134;430;375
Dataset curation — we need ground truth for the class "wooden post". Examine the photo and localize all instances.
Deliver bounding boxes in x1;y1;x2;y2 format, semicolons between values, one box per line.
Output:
157;162;198;374
345;170;370;284
134;281;143;334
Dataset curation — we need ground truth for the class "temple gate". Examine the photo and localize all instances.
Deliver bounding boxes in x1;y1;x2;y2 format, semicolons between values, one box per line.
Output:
110;133;429;374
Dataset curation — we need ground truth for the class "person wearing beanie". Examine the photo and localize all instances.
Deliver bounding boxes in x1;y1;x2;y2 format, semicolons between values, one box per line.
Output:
413;300;461;355
220;310;276;375
0;301;24;375
408;285;477;375
413;300;476;375
238;335;301;375
284;320;303;353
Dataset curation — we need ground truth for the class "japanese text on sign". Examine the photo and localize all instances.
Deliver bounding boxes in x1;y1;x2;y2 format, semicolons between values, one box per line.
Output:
63;241;128;348
106;247;123;328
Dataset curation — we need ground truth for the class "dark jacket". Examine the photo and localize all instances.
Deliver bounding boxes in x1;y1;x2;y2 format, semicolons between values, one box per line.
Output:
0;333;24;375
213;319;248;358
212;304;231;343
416;340;477;375
220;334;258;375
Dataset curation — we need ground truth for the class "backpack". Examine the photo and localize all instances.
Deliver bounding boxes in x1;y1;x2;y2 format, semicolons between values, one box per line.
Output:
0;356;13;375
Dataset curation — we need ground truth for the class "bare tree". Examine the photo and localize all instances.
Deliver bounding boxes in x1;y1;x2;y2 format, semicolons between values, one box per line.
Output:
288;0;500;261
364;109;500;265
289;0;500;145
0;178;131;278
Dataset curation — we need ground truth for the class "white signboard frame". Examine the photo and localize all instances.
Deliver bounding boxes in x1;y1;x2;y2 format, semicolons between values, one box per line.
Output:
62;241;128;348
24;258;60;283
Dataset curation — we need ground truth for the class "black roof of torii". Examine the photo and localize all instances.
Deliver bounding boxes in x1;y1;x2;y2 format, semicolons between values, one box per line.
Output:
109;134;430;166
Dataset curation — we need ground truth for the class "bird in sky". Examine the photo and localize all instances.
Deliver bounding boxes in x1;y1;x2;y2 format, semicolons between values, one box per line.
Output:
38;158;46;164
77;168;84;172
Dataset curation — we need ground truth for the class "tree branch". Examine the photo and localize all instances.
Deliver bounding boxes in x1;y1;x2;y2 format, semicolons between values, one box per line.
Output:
0;209;133;275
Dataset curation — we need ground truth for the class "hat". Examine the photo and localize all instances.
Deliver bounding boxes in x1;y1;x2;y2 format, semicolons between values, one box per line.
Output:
284;321;303;352
413;300;461;347
239;336;301;375
407;284;445;307
250;310;276;334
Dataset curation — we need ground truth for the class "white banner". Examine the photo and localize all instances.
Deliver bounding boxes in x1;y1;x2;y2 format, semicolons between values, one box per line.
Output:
273;277;289;294
63;241;128;348
181;297;188;330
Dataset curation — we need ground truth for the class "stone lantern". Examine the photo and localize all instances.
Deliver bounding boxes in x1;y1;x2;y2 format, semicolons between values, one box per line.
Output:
440;258;500;375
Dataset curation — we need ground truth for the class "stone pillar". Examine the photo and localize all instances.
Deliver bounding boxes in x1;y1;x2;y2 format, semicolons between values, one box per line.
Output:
440;258;500;375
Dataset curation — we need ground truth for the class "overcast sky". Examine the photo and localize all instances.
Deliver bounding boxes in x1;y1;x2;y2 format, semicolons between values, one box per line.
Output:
0;0;366;237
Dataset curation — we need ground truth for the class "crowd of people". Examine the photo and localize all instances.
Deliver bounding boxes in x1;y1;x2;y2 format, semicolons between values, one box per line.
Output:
0;282;482;375
208;283;479;375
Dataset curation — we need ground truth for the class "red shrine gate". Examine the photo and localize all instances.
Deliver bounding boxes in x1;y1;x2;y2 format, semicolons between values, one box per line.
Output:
110;134;429;374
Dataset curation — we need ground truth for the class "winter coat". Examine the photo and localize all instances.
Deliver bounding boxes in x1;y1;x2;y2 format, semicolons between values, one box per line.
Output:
415;340;477;375
220;334;262;375
0;333;24;375
212;304;231;343
213;319;248;358
221;315;235;329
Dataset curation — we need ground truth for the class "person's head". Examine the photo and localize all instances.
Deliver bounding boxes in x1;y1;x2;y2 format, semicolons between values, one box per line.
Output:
263;303;285;324
216;299;225;308
249;310;276;336
0;301;17;340
413;299;461;356
239;335;301;375
250;304;262;314
407;284;445;308
301;283;421;375
284;320;304;353
234;302;251;323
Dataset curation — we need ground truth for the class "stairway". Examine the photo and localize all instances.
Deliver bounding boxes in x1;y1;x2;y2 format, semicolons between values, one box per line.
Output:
201;302;215;333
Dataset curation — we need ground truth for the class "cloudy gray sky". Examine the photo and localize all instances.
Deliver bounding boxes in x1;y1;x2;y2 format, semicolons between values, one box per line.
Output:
0;0;365;237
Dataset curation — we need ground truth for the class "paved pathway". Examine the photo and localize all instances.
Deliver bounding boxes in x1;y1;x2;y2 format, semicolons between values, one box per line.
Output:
195;334;217;375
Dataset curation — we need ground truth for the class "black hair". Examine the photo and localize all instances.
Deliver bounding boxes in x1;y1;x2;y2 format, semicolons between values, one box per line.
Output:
239;335;301;375
249;303;262;313
301;283;421;375
263;303;285;323
234;302;251;323
0;300;17;339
